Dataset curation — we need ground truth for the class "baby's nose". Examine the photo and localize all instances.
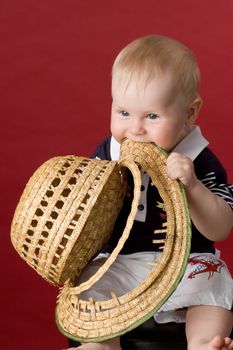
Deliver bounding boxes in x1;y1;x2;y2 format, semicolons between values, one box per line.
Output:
129;119;146;135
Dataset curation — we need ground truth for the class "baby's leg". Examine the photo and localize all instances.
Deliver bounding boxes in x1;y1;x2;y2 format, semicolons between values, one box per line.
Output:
63;337;122;350
186;305;233;350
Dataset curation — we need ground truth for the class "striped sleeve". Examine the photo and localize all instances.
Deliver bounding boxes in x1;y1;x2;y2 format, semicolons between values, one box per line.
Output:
90;136;111;160
201;172;233;209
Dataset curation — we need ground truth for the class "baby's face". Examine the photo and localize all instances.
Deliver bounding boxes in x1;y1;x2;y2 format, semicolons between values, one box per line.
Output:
111;74;191;152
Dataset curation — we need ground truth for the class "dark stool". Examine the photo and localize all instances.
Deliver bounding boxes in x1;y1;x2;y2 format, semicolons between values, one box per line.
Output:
67;317;233;349
120;319;187;350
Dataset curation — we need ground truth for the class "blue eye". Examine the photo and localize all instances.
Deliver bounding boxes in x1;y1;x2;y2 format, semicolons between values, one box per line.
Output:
120;111;129;117
147;113;158;120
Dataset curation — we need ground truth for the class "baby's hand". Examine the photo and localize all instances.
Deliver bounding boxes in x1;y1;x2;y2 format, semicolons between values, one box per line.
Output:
167;152;198;190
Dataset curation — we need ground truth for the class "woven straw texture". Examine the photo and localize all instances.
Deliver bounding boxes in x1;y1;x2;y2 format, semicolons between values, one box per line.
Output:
11;156;125;286
55;140;191;342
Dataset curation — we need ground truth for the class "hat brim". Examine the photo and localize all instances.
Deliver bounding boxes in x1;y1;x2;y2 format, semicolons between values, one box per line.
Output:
55;140;191;342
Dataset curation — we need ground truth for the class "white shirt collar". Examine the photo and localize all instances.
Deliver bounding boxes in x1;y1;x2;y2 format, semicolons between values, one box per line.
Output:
110;125;209;161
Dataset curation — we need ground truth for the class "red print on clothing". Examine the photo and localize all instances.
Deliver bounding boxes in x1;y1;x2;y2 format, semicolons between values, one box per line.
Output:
188;256;224;280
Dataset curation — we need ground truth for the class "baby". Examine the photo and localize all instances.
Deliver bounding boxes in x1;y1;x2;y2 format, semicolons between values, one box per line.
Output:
65;35;233;350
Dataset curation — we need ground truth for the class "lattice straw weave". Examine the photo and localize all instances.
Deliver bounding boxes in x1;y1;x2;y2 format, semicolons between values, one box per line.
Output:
11;156;126;286
56;140;191;342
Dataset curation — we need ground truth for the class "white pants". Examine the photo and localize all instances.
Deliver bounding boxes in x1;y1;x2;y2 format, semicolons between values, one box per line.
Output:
75;251;233;323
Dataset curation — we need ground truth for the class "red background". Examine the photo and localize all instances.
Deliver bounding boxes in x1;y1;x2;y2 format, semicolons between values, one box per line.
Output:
1;1;233;349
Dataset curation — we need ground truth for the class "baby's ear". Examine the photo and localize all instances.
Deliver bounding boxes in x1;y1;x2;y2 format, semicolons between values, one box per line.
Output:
186;97;202;125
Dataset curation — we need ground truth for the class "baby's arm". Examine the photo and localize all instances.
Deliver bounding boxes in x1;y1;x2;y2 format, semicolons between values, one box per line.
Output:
167;152;233;241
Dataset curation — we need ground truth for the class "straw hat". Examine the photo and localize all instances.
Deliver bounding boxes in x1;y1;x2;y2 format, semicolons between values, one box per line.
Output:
11;155;126;286
55;140;191;342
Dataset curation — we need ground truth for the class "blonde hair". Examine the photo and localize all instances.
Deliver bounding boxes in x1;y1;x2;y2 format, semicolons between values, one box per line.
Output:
112;35;201;104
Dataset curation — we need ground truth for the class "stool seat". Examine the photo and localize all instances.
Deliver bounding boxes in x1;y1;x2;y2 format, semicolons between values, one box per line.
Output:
120;319;187;350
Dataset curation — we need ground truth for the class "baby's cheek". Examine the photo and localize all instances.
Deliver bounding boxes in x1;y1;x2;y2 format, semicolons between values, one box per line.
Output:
111;128;124;142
